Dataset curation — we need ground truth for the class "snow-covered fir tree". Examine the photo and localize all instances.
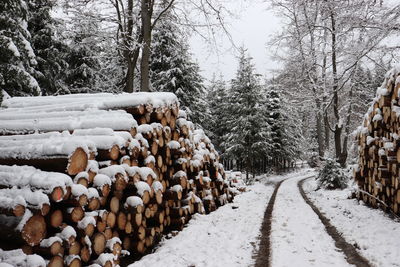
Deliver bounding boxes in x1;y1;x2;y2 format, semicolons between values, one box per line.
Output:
28;0;70;95
265;82;303;166
265;87;283;155
205;75;229;154
224;48;270;182
0;0;41;98
150;13;207;126
63;11;101;93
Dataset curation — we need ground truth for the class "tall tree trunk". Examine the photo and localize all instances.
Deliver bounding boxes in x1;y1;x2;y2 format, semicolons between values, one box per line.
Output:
329;6;345;167
140;0;152;92
125;59;135;93
316;111;325;158
324;113;330;150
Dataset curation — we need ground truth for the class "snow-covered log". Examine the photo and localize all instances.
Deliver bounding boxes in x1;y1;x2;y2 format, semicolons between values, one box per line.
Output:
0;109;137;136
0;136;91;175
0;210;46;246
0;165;72;202
0;187;50;216
1;92;179;111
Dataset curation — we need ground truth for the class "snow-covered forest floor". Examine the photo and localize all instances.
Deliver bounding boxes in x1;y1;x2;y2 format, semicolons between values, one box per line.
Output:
129;169;400;267
128;169;311;267
304;179;400;267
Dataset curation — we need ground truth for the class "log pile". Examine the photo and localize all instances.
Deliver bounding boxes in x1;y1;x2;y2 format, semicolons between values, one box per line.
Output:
225;171;246;194
354;66;400;215
0;92;233;266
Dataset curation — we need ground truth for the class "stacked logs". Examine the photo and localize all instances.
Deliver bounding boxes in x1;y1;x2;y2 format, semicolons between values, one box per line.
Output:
0;92;233;266
354;66;400;215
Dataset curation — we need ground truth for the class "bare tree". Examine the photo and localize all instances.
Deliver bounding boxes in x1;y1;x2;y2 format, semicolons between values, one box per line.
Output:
270;0;400;166
61;0;233;92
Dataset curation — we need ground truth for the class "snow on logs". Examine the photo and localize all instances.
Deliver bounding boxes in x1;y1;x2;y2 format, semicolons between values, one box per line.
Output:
354;65;400;215
0;92;232;265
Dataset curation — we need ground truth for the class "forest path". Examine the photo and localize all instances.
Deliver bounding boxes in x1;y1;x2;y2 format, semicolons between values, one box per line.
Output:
256;173;371;267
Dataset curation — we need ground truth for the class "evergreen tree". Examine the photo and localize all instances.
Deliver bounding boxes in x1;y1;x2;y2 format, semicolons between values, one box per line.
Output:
0;0;41;98
150;15;206;126
28;0;70;95
206;75;229;154
224;48;270;182
63;10;101;93
265;87;283;156
265;78;303;168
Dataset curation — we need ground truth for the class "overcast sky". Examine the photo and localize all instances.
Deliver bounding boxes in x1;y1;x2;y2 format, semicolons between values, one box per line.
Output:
189;0;283;82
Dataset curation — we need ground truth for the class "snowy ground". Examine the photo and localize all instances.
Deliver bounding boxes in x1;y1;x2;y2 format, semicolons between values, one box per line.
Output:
304;179;400;267
270;172;353;267
129;169;400;267
129;170;309;267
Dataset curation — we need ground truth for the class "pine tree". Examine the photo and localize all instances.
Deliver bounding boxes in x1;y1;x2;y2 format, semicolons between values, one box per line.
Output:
224;48;270;182
28;0;70;95
0;0;41;98
150;15;206;126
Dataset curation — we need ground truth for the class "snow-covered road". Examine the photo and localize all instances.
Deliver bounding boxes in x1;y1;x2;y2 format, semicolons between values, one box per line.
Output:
270;174;353;267
128;170;310;267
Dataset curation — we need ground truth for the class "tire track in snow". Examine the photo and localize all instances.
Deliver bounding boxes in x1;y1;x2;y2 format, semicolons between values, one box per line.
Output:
254;179;285;267
298;177;372;267
270;175;352;267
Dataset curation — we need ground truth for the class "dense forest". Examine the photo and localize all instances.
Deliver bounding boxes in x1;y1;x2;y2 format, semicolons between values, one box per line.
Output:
1;0;400;180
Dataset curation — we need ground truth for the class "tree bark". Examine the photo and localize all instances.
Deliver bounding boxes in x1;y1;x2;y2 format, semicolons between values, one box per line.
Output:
329;6;346;167
140;0;152;92
316;111;324;158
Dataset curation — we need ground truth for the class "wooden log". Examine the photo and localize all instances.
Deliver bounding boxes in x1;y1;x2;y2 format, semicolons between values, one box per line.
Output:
65;255;81;267
0;147;88;175
80;244;91;263
106;212;117;229
48;255;64;267
78;220;96;238
106;237;122;257
97;145;120;161
0;165;70;202
29;236;64;257
0;212;46;246
117;212;127;231
132;240;146;254
64;206;85;223
47;209;63;228
93;232;107;255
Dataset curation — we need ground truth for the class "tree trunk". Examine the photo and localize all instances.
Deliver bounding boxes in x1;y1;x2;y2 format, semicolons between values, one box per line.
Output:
316;112;324;158
330;6;345;167
324;113;330;150
140;0;152;92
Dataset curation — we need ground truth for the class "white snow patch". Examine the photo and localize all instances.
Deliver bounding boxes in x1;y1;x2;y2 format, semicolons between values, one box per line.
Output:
304;179;400;267
128;180;275;267
271;174;351;267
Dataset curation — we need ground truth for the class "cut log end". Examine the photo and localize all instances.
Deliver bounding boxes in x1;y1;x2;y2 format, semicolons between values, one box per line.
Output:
13;204;25;217
48;255;64;267
51;187;65;202
50;210;63;228
67;147;88;175
93;232;106;255
22;214;46;246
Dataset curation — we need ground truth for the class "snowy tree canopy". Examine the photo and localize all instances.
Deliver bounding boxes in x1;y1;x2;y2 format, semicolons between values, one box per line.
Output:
0;0;41;98
150;13;207;126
